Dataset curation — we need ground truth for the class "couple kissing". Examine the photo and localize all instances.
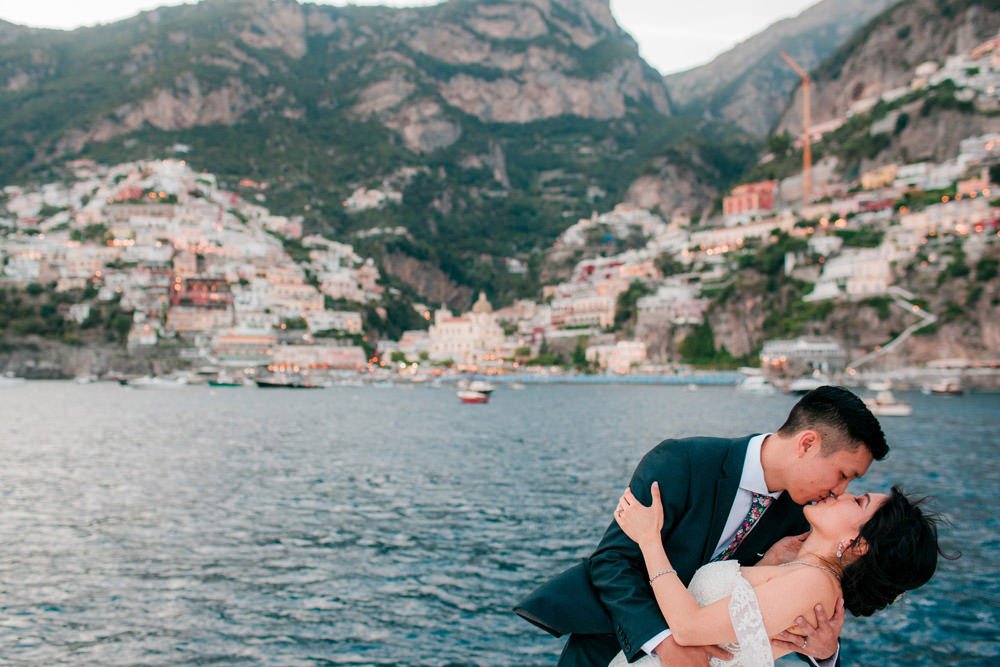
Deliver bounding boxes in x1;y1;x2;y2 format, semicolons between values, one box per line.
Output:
515;386;945;667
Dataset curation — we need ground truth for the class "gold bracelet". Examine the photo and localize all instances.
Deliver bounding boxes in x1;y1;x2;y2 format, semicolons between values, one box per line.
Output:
648;568;676;584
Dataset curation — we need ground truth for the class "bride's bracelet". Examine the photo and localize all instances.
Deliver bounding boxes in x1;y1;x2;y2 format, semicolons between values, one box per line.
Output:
648;568;676;584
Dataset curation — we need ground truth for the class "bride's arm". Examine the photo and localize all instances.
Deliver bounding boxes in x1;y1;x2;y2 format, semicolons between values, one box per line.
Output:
616;484;838;648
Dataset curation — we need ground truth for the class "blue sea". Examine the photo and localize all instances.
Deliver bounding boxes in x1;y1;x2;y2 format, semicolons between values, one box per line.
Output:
0;382;996;666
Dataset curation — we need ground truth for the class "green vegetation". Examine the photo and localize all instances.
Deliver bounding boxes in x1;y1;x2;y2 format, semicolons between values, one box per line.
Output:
279;317;308;330
976;257;998;282
70;223;108;243
0;283;132;346
860;296;893;320
613;280;652;331
678;318;747;369
835;227;884;248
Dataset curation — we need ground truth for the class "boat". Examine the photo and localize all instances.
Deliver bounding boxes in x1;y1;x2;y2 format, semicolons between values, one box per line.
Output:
127;376;188;389
0;372;26;387
865;380;892;392
255;376;321;389
737;375;776;395
865;390;912;417
461;379;495;395
208;371;245;387
787;373;829;395
923;378;964;395
458;390;490;404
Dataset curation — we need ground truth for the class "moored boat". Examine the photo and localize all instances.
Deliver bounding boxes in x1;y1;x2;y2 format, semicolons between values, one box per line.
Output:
787;373;829;395
737;375;776;395
0;372;26;387
127;376;188;389
458;390;489;404
865;390;912;417
923;378;964;395
255;376;321;389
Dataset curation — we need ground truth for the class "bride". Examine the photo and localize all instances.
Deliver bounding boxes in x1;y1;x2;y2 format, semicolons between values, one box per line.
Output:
609;482;943;667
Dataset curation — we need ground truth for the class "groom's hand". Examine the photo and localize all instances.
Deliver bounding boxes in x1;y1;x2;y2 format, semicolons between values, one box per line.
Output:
757;531;809;566
654;635;732;667
772;597;844;661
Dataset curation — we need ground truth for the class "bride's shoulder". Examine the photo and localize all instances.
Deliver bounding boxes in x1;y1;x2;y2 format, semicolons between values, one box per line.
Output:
755;564;840;600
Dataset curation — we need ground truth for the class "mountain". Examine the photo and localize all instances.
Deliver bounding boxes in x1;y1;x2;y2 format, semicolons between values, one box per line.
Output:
663;0;898;136
0;0;711;306
779;0;1000;130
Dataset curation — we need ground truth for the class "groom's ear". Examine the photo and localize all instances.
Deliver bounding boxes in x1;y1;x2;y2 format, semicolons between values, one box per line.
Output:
797;430;821;457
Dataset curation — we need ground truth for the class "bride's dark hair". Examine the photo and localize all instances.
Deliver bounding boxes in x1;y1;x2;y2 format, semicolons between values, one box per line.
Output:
840;486;949;616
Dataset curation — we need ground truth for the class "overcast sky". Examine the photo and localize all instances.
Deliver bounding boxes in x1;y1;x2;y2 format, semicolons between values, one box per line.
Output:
0;0;819;75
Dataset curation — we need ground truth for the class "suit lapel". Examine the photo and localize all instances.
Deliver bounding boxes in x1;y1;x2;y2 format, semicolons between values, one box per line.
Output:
700;436;752;563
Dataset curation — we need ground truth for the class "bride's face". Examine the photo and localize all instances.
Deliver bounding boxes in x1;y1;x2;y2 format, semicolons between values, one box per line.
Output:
804;491;889;538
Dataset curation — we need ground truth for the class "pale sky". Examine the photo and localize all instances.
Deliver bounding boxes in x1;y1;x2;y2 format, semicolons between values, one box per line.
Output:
0;0;819;75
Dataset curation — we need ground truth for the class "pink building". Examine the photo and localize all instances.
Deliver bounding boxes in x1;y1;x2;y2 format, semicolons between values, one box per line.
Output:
723;181;777;217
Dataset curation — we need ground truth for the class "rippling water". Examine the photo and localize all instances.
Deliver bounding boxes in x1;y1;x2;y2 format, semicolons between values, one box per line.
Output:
0;382;996;666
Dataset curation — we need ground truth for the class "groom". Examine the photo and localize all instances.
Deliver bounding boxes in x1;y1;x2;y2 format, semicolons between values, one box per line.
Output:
515;386;888;667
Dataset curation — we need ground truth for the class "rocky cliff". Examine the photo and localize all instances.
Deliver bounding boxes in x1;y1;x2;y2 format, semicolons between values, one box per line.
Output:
664;0;897;136
777;0;1000;136
0;0;684;306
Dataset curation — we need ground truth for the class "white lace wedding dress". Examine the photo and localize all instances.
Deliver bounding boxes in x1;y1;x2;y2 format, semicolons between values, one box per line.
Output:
607;561;773;667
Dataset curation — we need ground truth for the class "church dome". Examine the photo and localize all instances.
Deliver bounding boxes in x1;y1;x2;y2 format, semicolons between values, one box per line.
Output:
471;291;493;314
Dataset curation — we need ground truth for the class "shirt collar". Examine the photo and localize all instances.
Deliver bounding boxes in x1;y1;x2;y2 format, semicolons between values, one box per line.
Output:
741;433;780;498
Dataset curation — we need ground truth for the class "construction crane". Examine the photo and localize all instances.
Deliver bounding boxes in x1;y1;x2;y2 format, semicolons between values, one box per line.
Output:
779;51;811;207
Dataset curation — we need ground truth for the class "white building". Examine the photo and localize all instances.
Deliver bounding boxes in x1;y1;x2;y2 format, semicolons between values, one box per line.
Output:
428;292;505;366
586;340;648;374
761;337;848;376
805;247;898;302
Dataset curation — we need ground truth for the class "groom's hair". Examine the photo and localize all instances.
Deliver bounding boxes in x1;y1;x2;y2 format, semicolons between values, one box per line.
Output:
777;385;888;460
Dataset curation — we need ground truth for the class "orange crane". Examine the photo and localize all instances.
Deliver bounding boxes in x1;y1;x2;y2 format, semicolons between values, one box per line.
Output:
780;51;811;207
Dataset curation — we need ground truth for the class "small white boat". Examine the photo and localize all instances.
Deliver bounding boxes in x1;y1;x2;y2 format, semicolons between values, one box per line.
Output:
866;390;912;417
0;373;26;387
787;373;829;395
467;380;495;394
737;375;776;395
127;376;188;389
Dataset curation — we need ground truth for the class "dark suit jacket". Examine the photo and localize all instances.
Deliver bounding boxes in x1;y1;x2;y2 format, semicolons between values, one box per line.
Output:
515;435;809;661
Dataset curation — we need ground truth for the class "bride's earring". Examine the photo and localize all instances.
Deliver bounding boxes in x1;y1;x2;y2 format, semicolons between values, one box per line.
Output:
836;542;844;559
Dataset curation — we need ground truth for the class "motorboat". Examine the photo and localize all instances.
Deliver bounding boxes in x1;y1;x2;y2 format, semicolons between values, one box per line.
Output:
465;379;495;395
737;375;776;395
208;371;245;387
865;390;912;417
127;376;188;389
0;372;26;387
255;375;321;389
457;390;490;404
923;378;964;395
787;373;829;395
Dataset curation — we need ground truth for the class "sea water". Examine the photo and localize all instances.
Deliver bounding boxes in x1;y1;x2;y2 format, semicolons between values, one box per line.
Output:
0;382;995;665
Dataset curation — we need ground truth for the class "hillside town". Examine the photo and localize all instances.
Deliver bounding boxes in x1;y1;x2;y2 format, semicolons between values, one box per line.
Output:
2;34;1000;386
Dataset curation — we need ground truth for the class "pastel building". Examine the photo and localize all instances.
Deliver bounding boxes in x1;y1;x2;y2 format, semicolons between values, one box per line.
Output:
428;292;504;366
723;181;777;219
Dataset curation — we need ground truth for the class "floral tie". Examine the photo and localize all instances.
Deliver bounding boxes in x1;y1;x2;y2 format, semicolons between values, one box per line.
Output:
713;492;774;561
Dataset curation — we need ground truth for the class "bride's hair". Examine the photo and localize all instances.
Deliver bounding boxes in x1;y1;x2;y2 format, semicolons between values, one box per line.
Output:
840;486;949;616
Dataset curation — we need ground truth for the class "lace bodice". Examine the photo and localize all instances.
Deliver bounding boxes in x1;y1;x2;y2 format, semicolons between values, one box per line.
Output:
608;561;773;667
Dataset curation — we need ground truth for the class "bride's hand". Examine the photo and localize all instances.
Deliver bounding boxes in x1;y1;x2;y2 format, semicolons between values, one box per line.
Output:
614;482;663;547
